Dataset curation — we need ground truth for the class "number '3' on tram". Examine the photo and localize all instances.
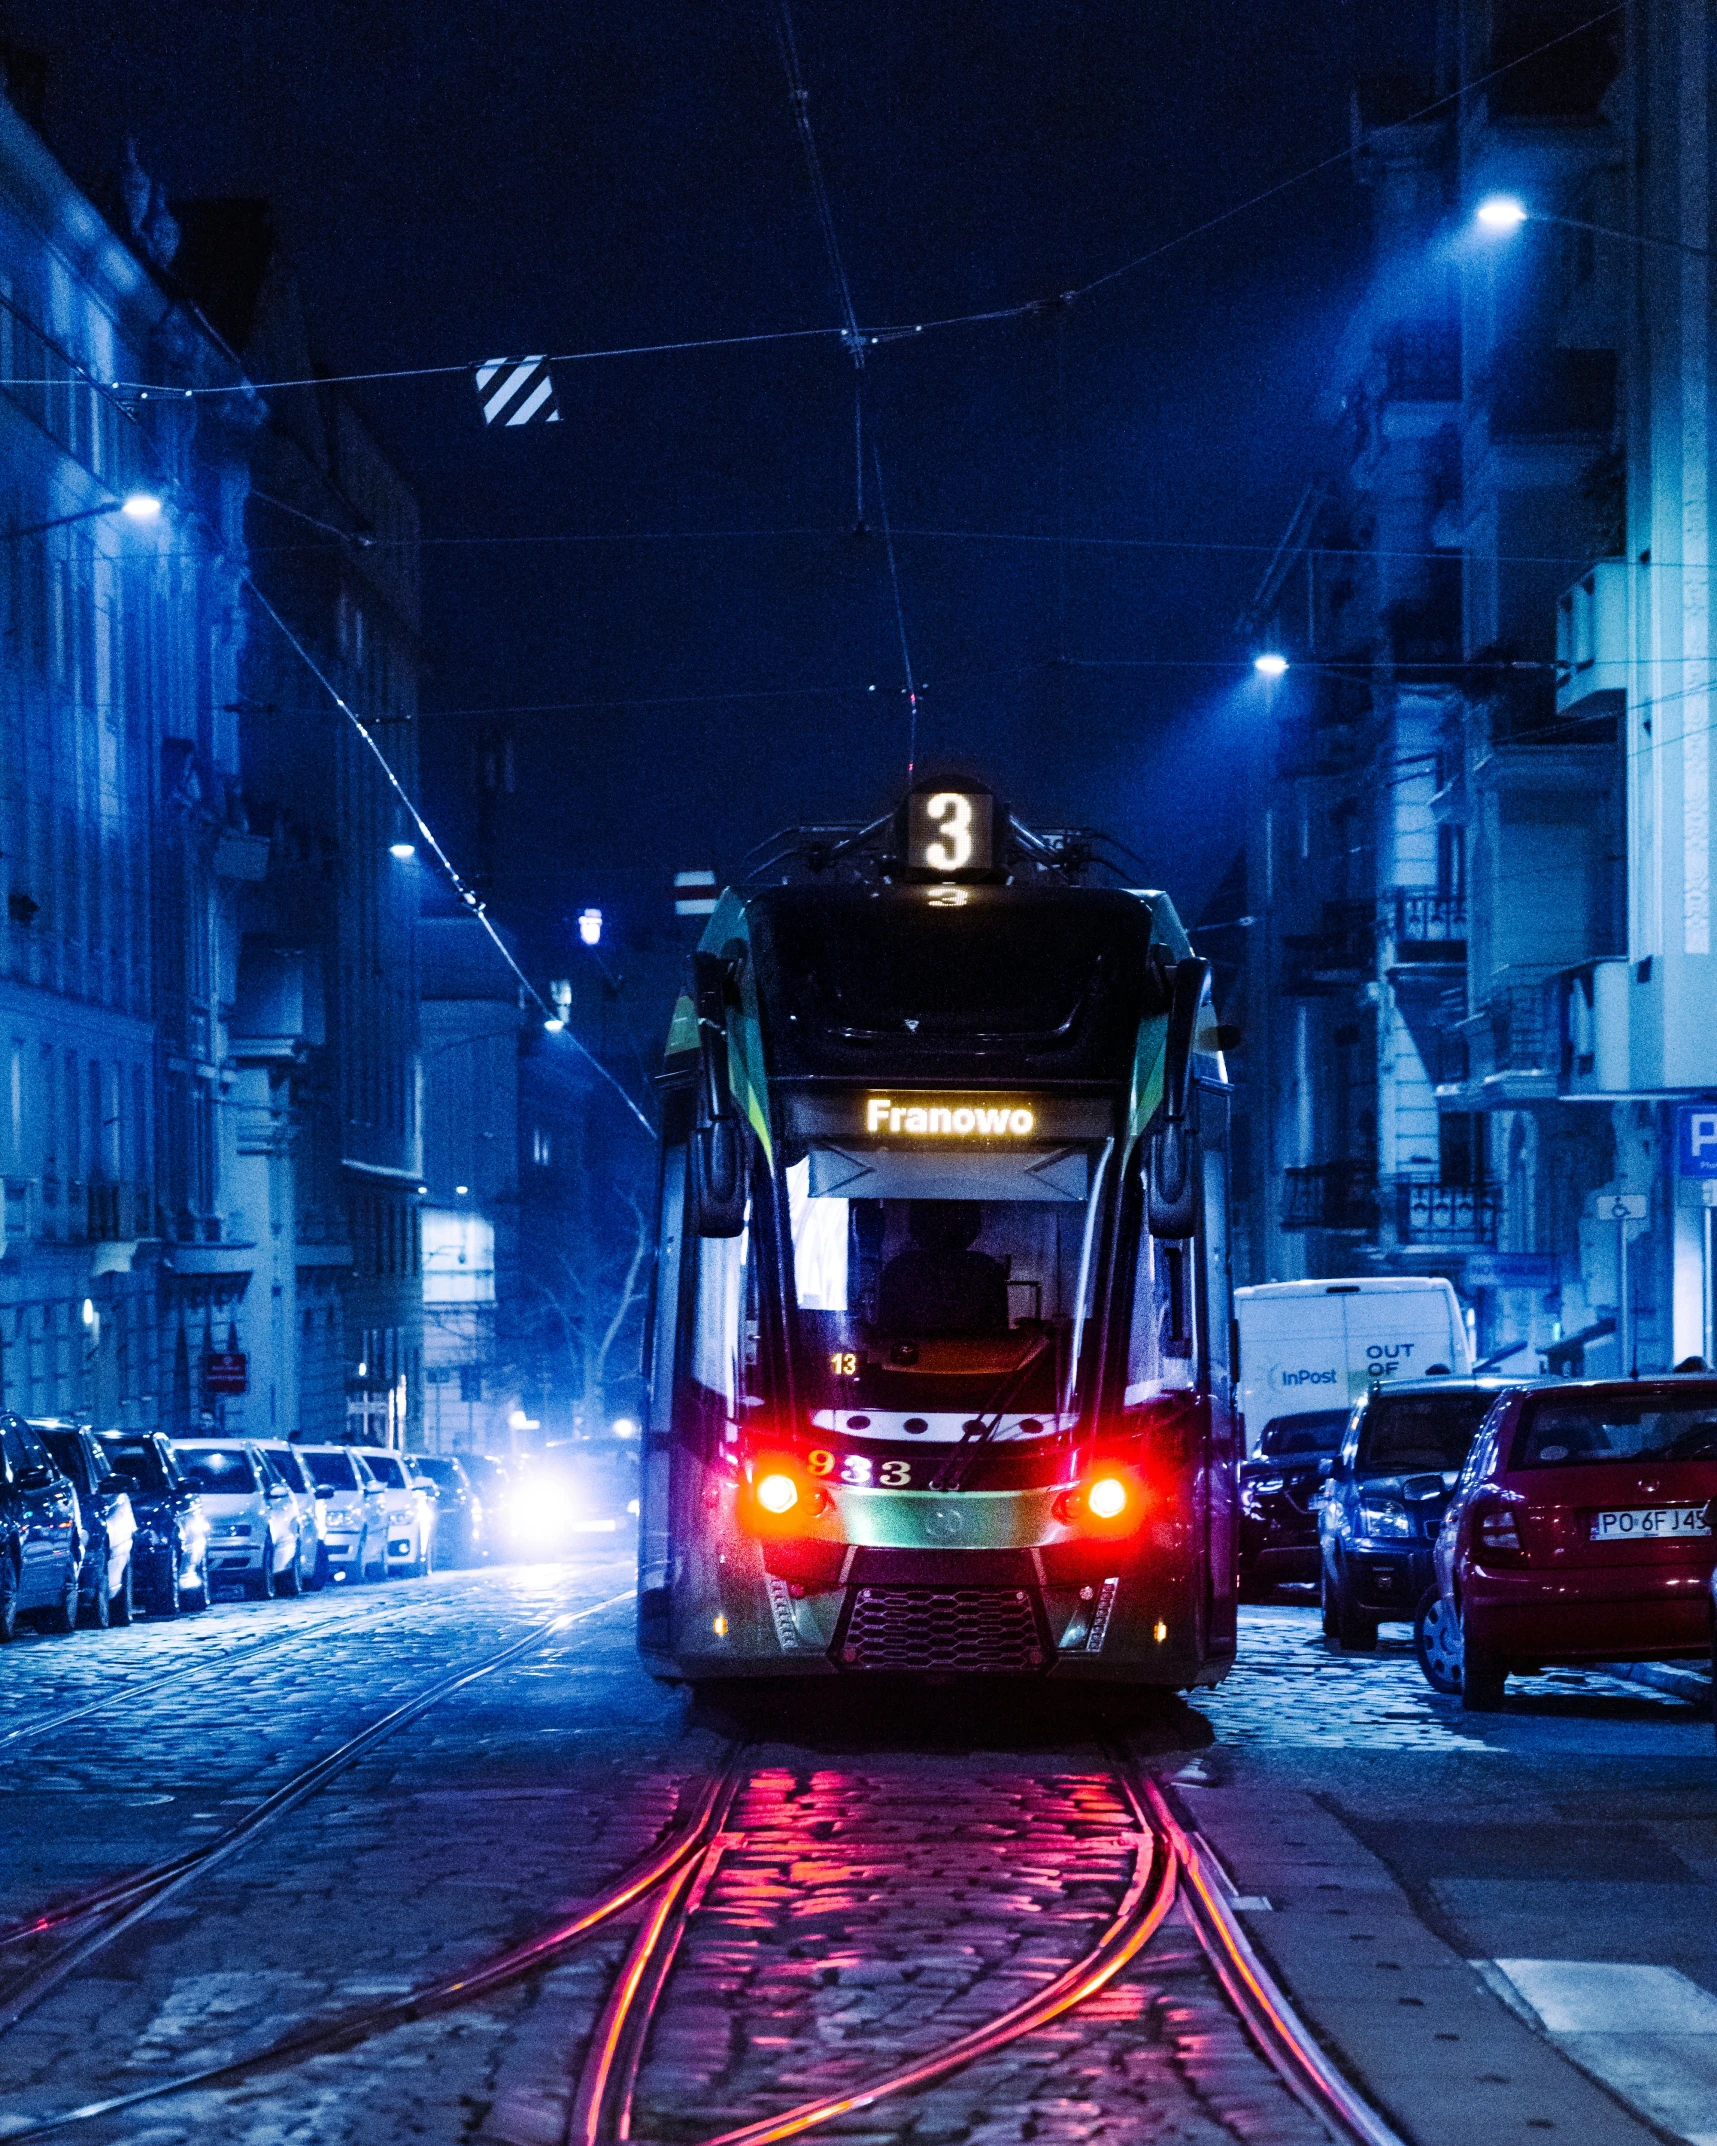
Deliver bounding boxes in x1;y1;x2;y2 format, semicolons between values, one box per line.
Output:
637;778;1238;1687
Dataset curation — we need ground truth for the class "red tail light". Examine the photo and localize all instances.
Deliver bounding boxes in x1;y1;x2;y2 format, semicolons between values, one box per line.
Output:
1054;1466;1150;1540
1472;1496;1525;1565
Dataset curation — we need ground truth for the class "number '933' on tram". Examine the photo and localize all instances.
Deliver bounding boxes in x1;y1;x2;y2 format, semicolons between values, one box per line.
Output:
637;778;1237;1687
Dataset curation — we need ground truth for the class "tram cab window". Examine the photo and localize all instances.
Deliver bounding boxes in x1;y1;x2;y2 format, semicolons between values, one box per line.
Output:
786;1155;1109;1419
1124;1214;1196;1406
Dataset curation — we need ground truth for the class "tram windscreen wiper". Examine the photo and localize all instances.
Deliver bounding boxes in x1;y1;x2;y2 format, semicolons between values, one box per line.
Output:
930;1331;1057;1493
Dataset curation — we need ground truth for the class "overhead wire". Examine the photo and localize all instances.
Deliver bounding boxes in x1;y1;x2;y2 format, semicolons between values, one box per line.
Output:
37;1;1631;408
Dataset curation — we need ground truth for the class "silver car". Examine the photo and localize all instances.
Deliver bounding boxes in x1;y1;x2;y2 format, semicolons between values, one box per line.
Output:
258;1442;327;1592
352;1448;435;1577
172;1440;304;1599
296;1445;386;1583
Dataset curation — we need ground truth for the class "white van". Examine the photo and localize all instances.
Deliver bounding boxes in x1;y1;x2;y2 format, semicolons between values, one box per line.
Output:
1234;1277;1472;1454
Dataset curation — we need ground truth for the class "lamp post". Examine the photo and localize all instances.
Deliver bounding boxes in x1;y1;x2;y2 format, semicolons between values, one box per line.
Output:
3;490;163;541
1475;194;1708;258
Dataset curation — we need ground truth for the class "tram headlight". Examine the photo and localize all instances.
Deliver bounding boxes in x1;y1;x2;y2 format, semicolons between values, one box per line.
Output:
756;1472;800;1517
1087;1476;1128;1522
1056;1466;1149;1541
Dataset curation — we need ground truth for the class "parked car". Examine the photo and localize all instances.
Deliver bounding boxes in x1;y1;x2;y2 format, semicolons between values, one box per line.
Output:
1318;1377;1529;1650
33;1423;136;1628
259;1442;327;1591
172;1440;304;1600
95;1430;210;1615
1430;1378;1717;1710
408;1454;483;1566
1238;1408;1348;1593
353;1448;434;1576
459;1453;513;1559
0;1413;82;1639
297;1445;386;1582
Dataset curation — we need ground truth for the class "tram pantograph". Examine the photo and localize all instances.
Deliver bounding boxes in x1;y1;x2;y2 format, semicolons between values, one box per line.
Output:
637;779;1238;1686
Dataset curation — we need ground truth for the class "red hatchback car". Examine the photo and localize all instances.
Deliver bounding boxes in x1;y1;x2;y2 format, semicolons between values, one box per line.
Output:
1432;1378;1717;1710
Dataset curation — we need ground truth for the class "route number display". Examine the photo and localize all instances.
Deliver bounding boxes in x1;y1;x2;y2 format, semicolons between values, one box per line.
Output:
906;789;992;876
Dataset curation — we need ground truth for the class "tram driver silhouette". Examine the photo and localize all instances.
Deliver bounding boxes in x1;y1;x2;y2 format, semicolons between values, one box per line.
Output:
876;1202;1009;1338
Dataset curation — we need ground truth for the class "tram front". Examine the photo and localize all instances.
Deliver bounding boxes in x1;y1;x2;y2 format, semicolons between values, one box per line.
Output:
638;783;1237;1689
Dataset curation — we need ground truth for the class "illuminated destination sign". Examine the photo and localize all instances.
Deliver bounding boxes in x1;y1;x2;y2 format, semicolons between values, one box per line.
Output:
865;1095;1035;1138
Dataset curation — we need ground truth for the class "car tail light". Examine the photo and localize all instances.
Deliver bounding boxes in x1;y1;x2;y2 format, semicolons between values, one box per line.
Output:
1054;1466;1150;1541
1473;1497;1525;1564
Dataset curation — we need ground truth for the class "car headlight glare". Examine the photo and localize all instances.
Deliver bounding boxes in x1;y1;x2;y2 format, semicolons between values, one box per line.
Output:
1358;1497;1411;1540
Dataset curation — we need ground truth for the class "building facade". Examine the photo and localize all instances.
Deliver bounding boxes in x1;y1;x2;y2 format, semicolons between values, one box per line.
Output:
1236;0;1717;1375
0;85;424;1441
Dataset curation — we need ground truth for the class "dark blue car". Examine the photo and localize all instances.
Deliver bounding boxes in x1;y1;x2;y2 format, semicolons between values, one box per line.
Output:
95;1431;211;1616
1317;1377;1528;1650
0;1414;82;1639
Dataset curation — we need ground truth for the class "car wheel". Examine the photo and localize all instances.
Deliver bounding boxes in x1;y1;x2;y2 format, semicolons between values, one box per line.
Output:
1413;1587;1462;1695
1461;1636;1508;1712
181;1555;209;1613
312;1543;330;1589
0;1554;18;1643
1319;1558;1341;1641
44;1553;81;1636
277;1537;303;1597
249;1548;277;1602
82;1551;111;1630
110;1559;135;1627
1322;1558;1377;1650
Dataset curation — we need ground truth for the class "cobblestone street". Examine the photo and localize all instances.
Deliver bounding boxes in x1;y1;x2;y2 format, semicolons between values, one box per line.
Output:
0;1562;1711;2146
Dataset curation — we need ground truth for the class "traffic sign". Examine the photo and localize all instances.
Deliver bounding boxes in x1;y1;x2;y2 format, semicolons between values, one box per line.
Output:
1679;1105;1717;1179
203;1351;248;1397
1591;1193;1648;1222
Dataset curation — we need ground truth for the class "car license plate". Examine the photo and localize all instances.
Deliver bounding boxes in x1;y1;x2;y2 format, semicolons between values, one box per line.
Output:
1590;1505;1711;1541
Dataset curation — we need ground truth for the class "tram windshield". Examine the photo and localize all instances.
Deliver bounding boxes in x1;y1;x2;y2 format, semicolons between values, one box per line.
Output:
786;1152;1111;1426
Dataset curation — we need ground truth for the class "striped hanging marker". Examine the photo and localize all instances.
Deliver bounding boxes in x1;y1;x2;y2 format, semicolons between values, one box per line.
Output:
474;356;561;425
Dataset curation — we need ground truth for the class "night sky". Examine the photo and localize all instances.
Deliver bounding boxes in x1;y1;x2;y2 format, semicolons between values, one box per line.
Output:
14;1;1417;982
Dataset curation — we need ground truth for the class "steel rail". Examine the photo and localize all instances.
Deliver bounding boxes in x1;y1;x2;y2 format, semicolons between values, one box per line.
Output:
682;1782;1177;2146
0;1588;633;2038
1136;1774;1409;2146
0;1591;504;1946
0;1584;425;1753
0;1746;749;2142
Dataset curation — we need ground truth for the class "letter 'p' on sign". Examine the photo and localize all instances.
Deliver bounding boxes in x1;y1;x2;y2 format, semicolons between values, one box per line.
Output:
1680;1105;1717;1179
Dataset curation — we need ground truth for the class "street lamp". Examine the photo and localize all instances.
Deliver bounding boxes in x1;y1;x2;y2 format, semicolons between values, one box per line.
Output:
577;906;603;947
389;841;416;859
4;489;163;541
1474;192;1707;257
1253;653;1289;678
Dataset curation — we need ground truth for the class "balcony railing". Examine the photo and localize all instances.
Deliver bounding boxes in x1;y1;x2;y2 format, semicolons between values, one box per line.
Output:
1392;889;1467;954
1281;901;1377;995
1282;1162;1381;1234
1395;1176;1502;1248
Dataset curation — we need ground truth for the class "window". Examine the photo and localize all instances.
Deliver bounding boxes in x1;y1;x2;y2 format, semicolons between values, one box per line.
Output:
302;1449;359;1490
175;1447;259;1494
1357;1393;1497;1474
1512;1396;1717;1468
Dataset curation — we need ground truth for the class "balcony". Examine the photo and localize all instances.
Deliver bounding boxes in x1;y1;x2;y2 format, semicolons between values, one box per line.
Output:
1282;1162;1381;1234
1395;1176;1502;1248
1556;560;1628;729
1391;890;1467;962
1281;901;1377;996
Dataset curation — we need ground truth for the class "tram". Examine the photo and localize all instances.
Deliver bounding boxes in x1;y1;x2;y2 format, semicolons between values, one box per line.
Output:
637;778;1238;1687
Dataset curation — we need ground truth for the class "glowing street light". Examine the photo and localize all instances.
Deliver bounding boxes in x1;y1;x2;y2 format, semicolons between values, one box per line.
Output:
6;487;167;541
1253;653;1289;679
1475;194;1529;234
543;1016;566;1033
389;841;416;859
119;490;163;521
577;906;603;947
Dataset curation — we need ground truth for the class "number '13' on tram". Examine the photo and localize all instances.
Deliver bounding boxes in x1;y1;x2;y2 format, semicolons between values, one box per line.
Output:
637;777;1238;1687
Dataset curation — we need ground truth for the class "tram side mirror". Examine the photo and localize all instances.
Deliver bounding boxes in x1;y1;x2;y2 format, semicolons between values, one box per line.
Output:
690;950;747;1237
1147;955;1209;1239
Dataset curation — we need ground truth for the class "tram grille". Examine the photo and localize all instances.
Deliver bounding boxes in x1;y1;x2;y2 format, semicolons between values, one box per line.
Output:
837;1585;1046;1673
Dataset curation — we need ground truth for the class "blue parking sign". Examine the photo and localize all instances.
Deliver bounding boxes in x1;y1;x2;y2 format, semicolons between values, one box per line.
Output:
1679;1105;1717;1178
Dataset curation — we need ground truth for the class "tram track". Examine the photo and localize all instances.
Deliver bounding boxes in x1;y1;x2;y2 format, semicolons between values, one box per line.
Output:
1;1720;1405;2146
0;1578;468;1754
0;1587;633;2040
